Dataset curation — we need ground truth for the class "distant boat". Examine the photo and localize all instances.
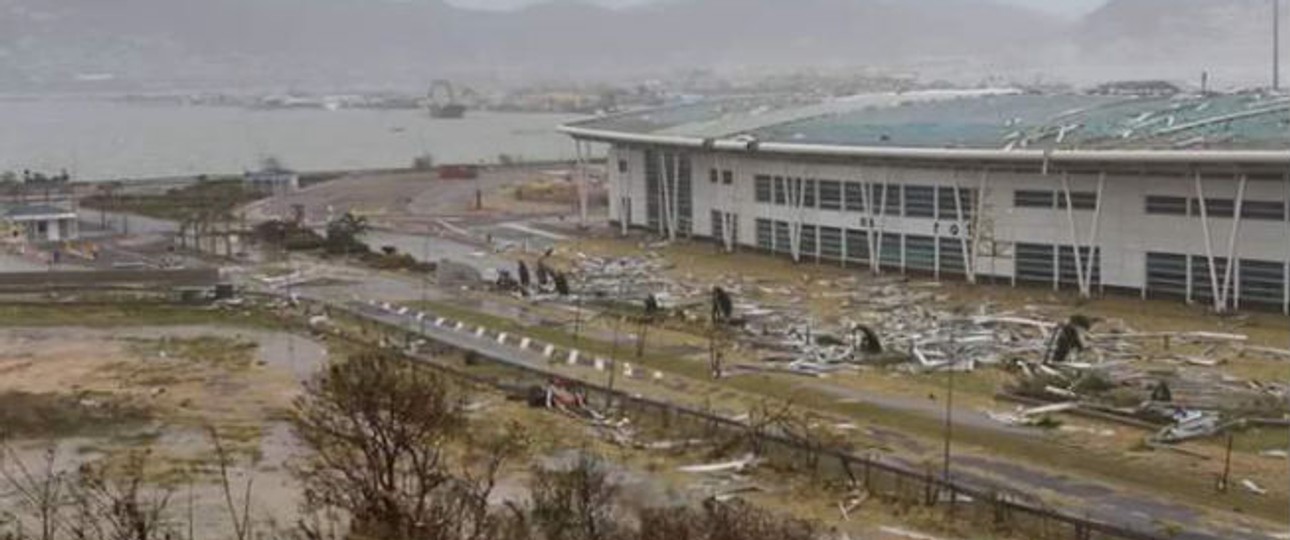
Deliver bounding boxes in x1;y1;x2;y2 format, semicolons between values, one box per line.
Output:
429;103;467;119
428;80;467;119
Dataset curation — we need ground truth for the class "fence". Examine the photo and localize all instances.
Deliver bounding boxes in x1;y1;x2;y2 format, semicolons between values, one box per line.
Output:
299;294;1170;540
0;268;219;291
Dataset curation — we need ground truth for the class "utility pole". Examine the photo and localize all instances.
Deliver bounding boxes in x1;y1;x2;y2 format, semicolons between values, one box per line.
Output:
942;327;960;484
607;280;624;408
420;234;429;337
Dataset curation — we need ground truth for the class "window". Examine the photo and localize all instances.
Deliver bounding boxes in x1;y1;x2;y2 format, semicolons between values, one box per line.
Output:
1240;259;1286;306
1192;198;1235;218
882;184;902;216
722;170;733;185
820;227;843;261
937;186;974;220
617;160;628;173
904;235;936;271
773;176;787;205
1058;246;1101;287
800;224;818;257
755;219;773;250
1242;200;1286;221
1146;195;1188;215
709;168;719;184
819;180;842;210
1191;256;1231;304
1057;192;1098;210
904;185;935;218
939;237;969;275
1017;189;1096;210
845;229;869;262
844;182;866;212
1015;243;1056;284
1015;190;1055;208
755;175;772;203
802;179;817;208
774;221;791;254
1146;252;1188;299
879;233;902;269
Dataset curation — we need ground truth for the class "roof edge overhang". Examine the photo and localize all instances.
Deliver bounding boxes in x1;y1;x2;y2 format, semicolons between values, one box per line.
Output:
559;125;1290;167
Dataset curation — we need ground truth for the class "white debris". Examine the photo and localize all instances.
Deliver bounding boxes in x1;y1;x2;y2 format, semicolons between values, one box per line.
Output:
678;453;761;474
1242;479;1268;496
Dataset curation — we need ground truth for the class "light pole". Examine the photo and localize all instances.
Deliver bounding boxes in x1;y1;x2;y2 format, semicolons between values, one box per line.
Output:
942;326;961;484
942;360;956;483
420;233;429;337
607;280;624;409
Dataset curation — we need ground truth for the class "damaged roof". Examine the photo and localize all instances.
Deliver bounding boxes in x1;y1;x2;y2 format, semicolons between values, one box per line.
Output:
570;90;1290;151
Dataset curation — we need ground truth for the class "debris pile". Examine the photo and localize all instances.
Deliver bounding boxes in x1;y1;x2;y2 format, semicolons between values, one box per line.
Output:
519;248;1290;445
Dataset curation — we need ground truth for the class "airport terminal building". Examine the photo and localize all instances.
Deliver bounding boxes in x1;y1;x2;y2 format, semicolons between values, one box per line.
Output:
561;89;1290;313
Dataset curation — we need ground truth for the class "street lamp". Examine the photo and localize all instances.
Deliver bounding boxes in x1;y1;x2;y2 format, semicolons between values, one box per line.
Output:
420;233;430;337
942;325;963;485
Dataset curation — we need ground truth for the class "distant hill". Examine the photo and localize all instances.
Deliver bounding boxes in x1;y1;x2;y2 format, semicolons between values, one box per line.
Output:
0;0;1281;92
1074;0;1278;86
0;0;1060;91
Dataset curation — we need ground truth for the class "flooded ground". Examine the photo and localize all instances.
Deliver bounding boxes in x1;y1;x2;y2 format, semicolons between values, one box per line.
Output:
0;325;327;537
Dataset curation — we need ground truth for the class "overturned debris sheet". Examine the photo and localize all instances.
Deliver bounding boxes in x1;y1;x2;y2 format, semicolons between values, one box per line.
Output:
678;453;762;474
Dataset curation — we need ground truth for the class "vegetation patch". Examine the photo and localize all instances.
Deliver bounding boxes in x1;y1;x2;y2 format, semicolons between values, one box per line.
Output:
82;179;265;221
123;336;260;372
0;391;151;439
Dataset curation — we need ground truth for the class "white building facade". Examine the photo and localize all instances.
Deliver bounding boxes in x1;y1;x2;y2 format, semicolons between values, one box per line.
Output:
567;108;1290;313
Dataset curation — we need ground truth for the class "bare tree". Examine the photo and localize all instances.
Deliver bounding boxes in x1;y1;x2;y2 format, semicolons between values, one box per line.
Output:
290;352;525;540
528;454;622;540
636;499;816;540
0;445;65;540
65;450;176;540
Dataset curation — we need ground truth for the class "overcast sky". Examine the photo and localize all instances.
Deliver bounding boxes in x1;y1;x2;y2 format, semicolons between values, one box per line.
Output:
446;0;1110;17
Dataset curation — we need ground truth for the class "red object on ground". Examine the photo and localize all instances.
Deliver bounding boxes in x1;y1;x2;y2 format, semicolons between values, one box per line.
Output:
437;164;479;180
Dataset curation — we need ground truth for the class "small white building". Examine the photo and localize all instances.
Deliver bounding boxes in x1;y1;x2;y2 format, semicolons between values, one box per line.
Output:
244;168;300;194
4;204;79;243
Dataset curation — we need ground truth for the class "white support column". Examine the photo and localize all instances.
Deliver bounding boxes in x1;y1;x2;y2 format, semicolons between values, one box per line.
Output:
1084;172;1107;295
672;151;683;238
720;153;737;253
1195;171;1226;312
1059;172;1088;296
658;151;675;240
1283;172;1289;315
619;148;629;236
576;141;589;225
968;169;990;284
1185;253;1193;303
854;170;876;273
869;169;893;275
656;151;669;237
1219;174;1248;310
952;176;973;282
779;173;799;261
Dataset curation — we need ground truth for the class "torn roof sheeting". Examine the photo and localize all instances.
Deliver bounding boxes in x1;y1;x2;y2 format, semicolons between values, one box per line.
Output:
570;91;1290;151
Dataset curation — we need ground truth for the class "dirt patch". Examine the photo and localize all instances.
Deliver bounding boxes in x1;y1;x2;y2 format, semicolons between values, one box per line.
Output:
0;391;150;439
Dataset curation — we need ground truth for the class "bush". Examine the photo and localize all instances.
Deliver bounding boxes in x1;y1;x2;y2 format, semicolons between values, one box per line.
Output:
412;153;436;171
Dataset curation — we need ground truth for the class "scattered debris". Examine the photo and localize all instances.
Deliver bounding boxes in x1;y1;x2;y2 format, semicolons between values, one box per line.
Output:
678;453;761;474
877;526;948;540
1153;409;1227;444
1241;479;1268;496
1259;449;1289;460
